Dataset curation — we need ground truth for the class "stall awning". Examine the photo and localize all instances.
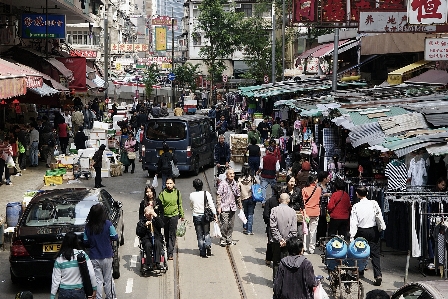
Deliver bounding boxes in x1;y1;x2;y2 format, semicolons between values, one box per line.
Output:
405;69;448;85
0;58;44;89
46;58;74;80
297;43;330;59
0;59;28;99
29;82;60;97
361;33;426;55
387;60;431;85
86;78;98;89
311;40;347;58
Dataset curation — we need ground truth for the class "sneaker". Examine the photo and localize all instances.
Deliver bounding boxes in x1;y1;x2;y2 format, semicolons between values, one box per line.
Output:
22;168;26;171
374;277;382;286
155;263;164;270
206;248;212;256
220;241;227;247
248;232;254;235
227;241;236;246
6;182;11;186
15;173;22;176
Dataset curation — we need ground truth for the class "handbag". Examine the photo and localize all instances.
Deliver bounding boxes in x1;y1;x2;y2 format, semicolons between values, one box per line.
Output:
127;151;137;160
251;183;264;202
373;201;386;232
203;191;215;222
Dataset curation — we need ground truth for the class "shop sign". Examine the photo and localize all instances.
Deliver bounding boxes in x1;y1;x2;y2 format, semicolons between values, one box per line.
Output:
21;14;66;39
408;0;447;24
69;49;97;58
306;58;319;73
359;11;437;32
424;37;448;60
111;44;149;53
114;58;134;65
151;16;177;26
0;77;27;99
137;57;171;63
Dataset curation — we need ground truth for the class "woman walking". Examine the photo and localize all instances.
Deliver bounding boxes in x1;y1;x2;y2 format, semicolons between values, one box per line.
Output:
302;174;322;254
124;132;137;173
327;179;351;240
238;164;258;235
283;175;304;240
316;171;332;243
83;204;118;299
246;138;261;176
51;232;97;299
159;177;184;260
189;178;217;257
139;185;164;220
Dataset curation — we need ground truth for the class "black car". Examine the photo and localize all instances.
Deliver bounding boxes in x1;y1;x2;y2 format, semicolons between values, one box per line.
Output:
391;281;448;299
9;188;125;283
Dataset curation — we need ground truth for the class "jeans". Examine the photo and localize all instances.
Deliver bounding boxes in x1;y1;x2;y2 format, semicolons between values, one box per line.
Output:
193;215;211;256
303;216;319;253
0;158;10;183
248;156;260;176
261;177;277;202
164;215;179;257
30;141;39;166
142;236;163;266
91;258;116;299
220;210;236;244
58;288;86;299
242;199;256;233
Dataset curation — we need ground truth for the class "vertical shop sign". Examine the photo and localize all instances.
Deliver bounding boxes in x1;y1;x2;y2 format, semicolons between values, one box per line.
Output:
425;38;448;60
155;27;167;51
321;0;347;22
293;0;317;22
408;0;447;24
350;0;373;21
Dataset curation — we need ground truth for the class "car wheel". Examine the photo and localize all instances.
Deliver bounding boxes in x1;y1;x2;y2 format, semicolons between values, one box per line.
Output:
10;268;20;284
192;156;200;176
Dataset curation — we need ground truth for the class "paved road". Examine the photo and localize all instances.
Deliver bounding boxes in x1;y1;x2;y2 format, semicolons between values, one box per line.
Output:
0;162;444;299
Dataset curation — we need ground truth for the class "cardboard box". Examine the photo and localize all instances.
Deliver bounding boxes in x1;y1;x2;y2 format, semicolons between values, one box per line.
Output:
44;175;63;186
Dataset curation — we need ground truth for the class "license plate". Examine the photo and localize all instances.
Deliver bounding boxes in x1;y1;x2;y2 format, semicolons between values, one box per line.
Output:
43;244;61;252
158;149;172;155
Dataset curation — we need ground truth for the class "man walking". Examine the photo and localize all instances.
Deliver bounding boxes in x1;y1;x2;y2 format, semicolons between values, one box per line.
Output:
214;135;230;174
217;168;241;246
270;193;297;281
258;147;280;204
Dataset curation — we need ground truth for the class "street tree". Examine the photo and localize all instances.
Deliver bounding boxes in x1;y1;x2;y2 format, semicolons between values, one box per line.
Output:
143;63;159;100
173;62;201;93
195;0;244;102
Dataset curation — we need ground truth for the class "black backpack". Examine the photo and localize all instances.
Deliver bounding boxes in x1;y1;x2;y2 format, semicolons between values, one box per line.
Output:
159;153;171;171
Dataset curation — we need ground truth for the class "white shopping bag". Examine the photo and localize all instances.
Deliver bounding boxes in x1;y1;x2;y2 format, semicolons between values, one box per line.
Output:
314;283;329;299
212;221;222;238
152;175;158;188
238;209;247;225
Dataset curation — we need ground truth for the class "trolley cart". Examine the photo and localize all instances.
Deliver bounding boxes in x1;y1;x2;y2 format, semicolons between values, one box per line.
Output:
73;153;92;179
229;134;248;174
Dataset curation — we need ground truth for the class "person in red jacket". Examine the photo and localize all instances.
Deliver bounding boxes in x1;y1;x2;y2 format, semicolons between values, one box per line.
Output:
257;147;280;204
327;179;351;240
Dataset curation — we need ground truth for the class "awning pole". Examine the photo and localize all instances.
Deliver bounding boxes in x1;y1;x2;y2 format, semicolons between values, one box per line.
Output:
271;3;276;84
332;28;339;92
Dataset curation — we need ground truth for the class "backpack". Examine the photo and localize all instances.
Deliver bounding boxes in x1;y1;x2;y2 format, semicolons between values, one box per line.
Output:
159;153;171;171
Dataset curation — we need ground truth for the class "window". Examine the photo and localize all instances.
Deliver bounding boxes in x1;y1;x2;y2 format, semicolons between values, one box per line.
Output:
146;121;187;140
66;30;98;45
236;4;252;17
192;33;201;46
193;8;200;18
190;122;203;147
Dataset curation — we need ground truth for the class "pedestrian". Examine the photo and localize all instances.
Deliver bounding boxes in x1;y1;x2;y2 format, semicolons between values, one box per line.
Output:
136;125;145;161
247;137;261;176
273;236;318;299
91;144;106;188
157;143;177;190
214;135;230;175
217;168;241;247
0;136;13;185
189;178;217;257
72;107;84;134
247;125;261;144
137;205;165;271
282;175;304;240
159;177;184;260
263;189;280;266
174;104;183;116
238;164;258;235
258;146;280;204
302;174;322;254
160;102;169;117
271;119;281;139
83;204;118;299
43;129;57;168
74;126;88;150
28;122;39;167
350;186;385;286
124;132;137;174
51;232;97;299
327;179;351;240
295;161;311;189
316;171;332;243
216;115;228;135
270;193;297;281
57;121;69;155
257;117;270;144
139;185;163;220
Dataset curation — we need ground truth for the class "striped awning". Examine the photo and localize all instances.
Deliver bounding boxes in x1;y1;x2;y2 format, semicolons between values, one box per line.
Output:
349;122;386;148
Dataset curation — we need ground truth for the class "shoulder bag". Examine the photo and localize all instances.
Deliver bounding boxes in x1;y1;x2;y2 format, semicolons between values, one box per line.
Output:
296;184;318;222
203;191;215;222
373;201;386;232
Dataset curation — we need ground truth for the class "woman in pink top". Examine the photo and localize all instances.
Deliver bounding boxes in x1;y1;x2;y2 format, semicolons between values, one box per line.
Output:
302;174;322;254
58;122;69;155
124;132;137;174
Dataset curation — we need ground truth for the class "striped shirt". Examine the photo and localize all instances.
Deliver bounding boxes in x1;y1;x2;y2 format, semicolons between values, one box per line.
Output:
51;249;97;299
385;162;407;191
0;142;12;159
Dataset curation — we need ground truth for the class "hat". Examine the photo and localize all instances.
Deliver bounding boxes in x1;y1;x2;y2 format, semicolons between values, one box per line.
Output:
302;161;311;171
99;144;106;150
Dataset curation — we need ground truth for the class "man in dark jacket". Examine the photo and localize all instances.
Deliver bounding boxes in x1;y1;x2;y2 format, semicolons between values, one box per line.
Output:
92;144;106;188
137;205;165;272
214;135;230;172
74;126;88;150
273;237;318;299
157;143;177;189
263;190;280;266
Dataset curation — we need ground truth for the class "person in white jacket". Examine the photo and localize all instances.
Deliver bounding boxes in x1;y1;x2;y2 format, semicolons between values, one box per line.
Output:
190;178;217;258
51;232;97;299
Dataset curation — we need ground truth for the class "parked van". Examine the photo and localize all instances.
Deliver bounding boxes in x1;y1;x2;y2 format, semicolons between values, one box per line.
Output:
141;115;217;175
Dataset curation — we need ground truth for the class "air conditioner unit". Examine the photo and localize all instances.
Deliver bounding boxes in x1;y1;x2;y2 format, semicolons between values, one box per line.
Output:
235;3;241;8
192;5;199;9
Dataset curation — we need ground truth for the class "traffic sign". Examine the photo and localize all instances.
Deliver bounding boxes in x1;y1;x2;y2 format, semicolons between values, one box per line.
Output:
168;73;176;81
222;74;228;83
264;75;269;83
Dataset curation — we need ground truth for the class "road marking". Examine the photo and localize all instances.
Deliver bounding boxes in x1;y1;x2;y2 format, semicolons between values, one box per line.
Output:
130;254;138;268
238;248;257;296
134;236;139;247
125;278;133;293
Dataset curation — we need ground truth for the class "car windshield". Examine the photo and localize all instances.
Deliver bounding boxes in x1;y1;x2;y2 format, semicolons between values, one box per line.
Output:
24;199;97;226
146;121;186;140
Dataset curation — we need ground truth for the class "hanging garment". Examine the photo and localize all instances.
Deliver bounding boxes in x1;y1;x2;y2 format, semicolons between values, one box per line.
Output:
385;161;408;191
408;157;427;187
411;202;421;257
433;223;448;270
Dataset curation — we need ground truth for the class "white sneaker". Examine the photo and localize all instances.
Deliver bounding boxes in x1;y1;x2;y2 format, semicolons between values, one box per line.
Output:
15;173;22;176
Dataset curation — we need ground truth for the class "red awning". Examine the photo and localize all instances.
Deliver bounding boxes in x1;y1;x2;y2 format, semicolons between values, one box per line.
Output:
297;43;332;59
0;58;43;89
0;59;28;99
311;40;347;58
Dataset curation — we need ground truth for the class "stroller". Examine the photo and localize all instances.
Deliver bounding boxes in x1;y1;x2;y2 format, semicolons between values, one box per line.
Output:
138;236;168;276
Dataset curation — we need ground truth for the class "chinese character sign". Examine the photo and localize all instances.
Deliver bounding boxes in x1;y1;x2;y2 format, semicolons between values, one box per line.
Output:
359;11;437;32
155;27;167;51
350;0;373;21
110;44;150;53
21;14;66;39
425;37;448;60
322;0;347;22
293;0;316;22
408;0;447;24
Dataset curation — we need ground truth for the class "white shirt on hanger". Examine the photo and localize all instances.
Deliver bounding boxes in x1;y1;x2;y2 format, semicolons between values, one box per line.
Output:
408;157;427;187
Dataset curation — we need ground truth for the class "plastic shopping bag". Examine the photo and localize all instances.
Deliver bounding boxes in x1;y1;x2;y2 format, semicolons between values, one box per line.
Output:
314;283;329;299
251;184;264;202
212;221;222;238
6;156;15;168
302;219;309;235
176;220;187;237
171;161;180;178
152;175;158;188
238;209;247;225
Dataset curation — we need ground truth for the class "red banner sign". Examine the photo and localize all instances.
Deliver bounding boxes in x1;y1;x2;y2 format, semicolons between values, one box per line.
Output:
57;57;86;92
322;0;347;22
69;49;97;58
293;0;317;22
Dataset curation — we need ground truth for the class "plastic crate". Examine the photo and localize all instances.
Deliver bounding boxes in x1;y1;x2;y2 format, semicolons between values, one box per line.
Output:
44;175;63;186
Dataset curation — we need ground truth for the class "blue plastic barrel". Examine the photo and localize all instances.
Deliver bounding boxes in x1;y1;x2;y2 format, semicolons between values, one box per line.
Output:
346;237;370;271
325;236;347;271
6;202;22;227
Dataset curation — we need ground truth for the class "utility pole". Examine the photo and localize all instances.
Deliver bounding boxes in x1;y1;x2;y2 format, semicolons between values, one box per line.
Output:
271;3;276;84
332;28;339;92
171;7;175;108
45;0;48;58
281;0;285;81
104;4;109;99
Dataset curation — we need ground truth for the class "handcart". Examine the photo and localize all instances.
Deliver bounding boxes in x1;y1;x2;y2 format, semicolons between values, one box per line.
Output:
320;236;368;299
73;153;92;179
